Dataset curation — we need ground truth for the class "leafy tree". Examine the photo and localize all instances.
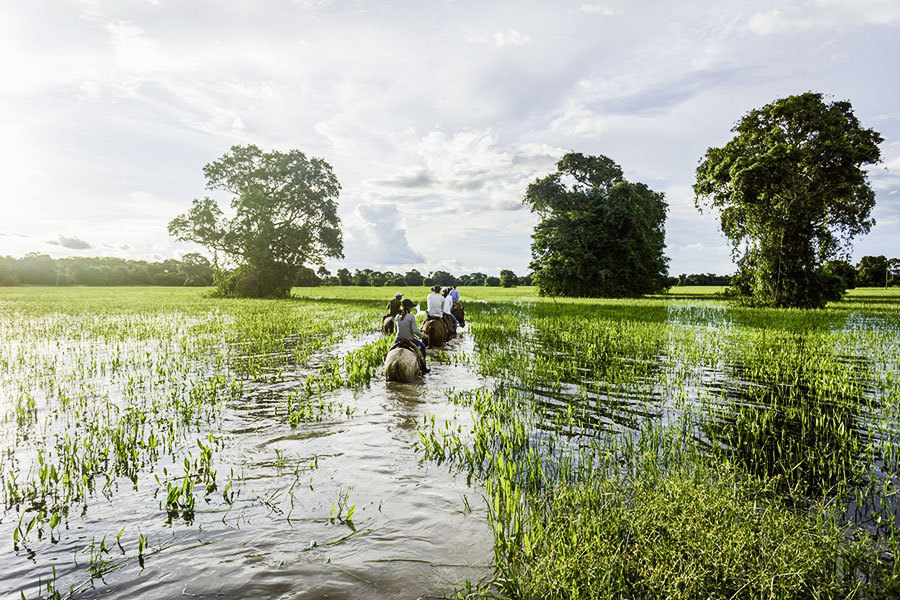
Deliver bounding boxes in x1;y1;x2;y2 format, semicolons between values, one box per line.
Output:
404;269;424;286
822;260;857;290
295;266;320;286
353;269;370;286
168;145;343;298
459;272;487;286
178;253;214;286
677;273;732;286
524;153;669;297
18;253;58;285
430;270;456;286
694;93;882;308
484;276;501;287
499;269;518;287
336;267;352;286
0;257;20;285
856;255;899;287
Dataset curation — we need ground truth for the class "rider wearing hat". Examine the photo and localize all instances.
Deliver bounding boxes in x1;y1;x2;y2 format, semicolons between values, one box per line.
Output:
426;284;444;321
393;298;429;373
384;291;403;321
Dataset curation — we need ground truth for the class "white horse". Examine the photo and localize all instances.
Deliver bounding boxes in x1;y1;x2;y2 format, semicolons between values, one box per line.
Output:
384;347;421;382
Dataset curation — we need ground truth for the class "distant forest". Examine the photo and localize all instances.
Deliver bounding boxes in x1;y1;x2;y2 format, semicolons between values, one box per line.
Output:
1;252;895;289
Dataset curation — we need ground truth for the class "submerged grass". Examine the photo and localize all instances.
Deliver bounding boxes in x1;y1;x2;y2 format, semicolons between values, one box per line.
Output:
0;286;397;597
2;285;899;598
420;289;900;598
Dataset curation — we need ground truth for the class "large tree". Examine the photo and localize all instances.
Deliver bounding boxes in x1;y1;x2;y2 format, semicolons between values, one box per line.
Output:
524;153;669;297
168;145;343;298
694;92;882;308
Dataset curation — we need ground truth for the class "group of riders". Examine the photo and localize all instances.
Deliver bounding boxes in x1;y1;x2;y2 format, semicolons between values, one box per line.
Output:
383;285;464;374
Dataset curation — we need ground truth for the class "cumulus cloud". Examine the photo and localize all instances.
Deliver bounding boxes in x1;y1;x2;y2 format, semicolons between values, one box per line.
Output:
749;0;900;34
353;202;425;266
47;235;93;250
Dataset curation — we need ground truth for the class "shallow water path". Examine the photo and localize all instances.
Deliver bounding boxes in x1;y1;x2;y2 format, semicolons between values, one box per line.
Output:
0;294;492;599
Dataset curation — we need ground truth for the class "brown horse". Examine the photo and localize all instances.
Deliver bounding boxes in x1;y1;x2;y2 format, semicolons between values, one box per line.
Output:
441;314;456;340
451;302;465;327
422;317;448;348
382;315;395;334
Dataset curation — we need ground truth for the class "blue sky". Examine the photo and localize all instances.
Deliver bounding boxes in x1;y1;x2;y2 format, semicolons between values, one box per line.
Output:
1;0;898;276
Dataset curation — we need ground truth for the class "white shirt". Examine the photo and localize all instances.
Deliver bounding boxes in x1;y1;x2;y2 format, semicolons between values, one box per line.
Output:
426;292;444;317
442;294;453;314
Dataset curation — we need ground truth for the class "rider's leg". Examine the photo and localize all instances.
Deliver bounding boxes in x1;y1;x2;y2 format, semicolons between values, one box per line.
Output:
414;339;429;372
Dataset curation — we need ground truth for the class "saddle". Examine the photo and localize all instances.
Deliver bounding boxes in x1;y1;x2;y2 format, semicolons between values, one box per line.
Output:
390;338;425;365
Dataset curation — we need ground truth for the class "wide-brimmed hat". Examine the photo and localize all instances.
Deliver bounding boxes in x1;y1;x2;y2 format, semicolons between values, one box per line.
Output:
431;284;441;292
401;298;415;309
395;291;403;297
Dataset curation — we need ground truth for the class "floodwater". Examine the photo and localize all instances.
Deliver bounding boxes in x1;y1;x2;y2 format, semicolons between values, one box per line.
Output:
1;330;494;599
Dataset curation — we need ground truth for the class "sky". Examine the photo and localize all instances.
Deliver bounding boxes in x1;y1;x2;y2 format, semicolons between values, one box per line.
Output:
1;0;899;277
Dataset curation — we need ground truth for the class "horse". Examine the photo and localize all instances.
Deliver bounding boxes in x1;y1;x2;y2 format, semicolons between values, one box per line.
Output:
383;347;420;382
382;315;395;334
422;317;448;348
384;339;426;382
441;314;457;340
451;302;465;327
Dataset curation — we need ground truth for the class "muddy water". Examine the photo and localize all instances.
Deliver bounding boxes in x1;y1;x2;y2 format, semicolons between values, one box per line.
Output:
3;331;494;600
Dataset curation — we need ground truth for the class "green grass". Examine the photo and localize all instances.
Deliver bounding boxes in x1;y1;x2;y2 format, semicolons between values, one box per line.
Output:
420;289;900;598
3;285;900;599
508;465;894;599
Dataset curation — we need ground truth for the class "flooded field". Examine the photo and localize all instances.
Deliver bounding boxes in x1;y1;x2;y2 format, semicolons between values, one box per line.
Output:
2;286;900;598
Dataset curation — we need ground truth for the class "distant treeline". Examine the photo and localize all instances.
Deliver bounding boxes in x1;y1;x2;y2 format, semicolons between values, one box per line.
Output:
672;273;733;286
4;253;894;290
298;267;531;287
670;256;900;289
0;253;215;287
0;254;532;288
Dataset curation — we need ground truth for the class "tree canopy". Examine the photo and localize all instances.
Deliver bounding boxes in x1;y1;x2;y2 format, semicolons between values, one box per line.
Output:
694;92;883;308
168;145;343;297
523;153;669;297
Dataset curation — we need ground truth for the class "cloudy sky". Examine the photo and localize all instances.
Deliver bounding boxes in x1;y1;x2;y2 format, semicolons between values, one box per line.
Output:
2;0;898;277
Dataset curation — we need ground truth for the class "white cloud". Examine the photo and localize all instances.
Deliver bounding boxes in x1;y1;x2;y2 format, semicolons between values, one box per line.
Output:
749;0;900;34
349;202;425;266
550;103;605;138
494;29;531;47
579;4;623;16
883;156;900;171
104;21;164;73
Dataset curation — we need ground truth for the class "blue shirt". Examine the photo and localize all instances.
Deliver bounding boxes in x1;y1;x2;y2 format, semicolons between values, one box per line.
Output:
449;289;459;302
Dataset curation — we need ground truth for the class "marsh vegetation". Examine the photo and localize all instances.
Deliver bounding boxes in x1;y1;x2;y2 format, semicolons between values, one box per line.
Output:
1;286;899;598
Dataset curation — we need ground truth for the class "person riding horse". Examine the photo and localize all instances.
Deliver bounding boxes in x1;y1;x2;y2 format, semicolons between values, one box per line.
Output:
384;291;403;321
392;298;429;373
441;287;458;332
426;285;444;322
449;285;465;327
